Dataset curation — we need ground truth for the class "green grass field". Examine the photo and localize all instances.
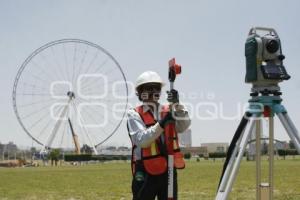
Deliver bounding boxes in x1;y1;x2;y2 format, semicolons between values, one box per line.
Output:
0;158;299;200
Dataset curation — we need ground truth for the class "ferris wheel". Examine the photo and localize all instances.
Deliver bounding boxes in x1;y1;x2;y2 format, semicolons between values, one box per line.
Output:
12;39;128;154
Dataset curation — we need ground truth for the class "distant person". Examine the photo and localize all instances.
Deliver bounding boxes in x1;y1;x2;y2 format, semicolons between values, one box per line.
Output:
127;71;191;200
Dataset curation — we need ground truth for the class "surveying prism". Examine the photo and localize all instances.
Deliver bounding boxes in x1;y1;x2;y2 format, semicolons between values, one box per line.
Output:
215;27;300;200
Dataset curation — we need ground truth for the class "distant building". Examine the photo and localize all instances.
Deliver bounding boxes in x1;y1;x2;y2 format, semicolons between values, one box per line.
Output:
0;142;3;154
106;146;117;151
6;142;18;152
99;146;131;156
275;140;288;150
247;139;289;159
118;146;130;151
201;143;229;153
0;142;18;155
0;142;19;160
178;128;192;147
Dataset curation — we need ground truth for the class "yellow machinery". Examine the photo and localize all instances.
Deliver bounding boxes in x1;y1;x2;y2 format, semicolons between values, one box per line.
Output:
68;118;81;155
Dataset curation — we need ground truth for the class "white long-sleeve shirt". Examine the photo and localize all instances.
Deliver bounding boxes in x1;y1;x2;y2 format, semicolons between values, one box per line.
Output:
127;103;191;160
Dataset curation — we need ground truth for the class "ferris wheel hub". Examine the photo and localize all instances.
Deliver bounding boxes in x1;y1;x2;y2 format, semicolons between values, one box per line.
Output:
67;91;75;99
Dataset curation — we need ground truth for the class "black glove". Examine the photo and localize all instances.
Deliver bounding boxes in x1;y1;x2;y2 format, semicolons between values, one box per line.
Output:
158;112;175;128
167;89;179;103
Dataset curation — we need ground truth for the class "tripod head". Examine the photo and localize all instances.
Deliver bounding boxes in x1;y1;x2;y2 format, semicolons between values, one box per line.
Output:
245;27;290;95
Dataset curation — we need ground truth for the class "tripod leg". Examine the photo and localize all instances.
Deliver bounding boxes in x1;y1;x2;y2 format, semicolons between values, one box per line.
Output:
216;116;256;200
269;116;274;200
218;126;245;192
277;113;300;153
282;113;300;145
256;119;262;200
217;113;252;192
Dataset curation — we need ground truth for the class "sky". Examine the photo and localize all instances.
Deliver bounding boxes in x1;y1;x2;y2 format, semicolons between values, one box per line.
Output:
1;0;300;148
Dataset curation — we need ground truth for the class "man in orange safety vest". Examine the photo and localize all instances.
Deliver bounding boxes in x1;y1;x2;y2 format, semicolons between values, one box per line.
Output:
127;71;191;200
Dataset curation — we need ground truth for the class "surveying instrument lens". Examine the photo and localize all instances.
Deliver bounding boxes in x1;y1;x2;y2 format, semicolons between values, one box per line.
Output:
266;40;279;53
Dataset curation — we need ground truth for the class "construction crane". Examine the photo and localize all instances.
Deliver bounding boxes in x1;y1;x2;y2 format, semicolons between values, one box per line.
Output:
68;118;81;155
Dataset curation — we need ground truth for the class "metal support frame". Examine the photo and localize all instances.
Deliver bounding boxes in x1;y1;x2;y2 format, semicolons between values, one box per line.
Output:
215;94;300;200
40;99;71;153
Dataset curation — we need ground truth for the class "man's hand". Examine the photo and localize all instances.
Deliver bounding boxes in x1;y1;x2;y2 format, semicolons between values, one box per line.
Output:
167;89;179;104
158;112;175;128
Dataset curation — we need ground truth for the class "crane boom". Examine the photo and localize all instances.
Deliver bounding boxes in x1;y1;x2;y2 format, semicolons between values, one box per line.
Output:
68;118;81;154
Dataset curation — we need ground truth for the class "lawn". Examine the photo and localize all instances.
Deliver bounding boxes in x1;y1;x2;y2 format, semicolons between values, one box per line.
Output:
0;158;299;200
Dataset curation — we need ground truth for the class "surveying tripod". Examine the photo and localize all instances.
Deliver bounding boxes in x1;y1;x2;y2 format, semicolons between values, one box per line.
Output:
215;89;300;200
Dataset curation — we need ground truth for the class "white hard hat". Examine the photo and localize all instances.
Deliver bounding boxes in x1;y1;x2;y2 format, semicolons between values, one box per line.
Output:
135;71;165;90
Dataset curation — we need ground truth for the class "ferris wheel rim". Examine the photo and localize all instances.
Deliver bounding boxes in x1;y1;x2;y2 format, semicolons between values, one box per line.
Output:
12;38;128;148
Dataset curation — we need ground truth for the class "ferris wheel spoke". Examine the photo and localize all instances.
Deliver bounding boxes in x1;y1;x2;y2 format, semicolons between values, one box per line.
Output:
20;101;59;120
62;44;71;83
78;96;117;116
18;81;50;92
79;75;119;92
80;50;100;77
73;45;89;88
45;100;70;148
39;52;65;83
80;71;117;90
77;99;125;121
102;66;118;77
17;93;63;96
81;87;127;98
76;93;122;104
71;43;78;88
106;76;126;86
106;87;128;94
91;57;110;74
27;109;53;130
77;124;87;148
36;119;54;141
74;99;109;135
59;118;68;148
75;99;119;140
36;104;64;140
18;98;57;108
28;73;55;86
79;58;109;89
31;59;60;83
77;96;117;104
50;46;68;82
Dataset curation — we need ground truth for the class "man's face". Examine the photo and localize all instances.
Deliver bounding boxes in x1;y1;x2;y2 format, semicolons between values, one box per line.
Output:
140;83;162;103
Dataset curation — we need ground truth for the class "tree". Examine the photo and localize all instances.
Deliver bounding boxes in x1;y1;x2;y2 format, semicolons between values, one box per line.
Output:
262;141;268;155
80;144;93;154
277;149;286;160
30;147;37;153
184;152;191;160
49;149;61;166
289;140;295;149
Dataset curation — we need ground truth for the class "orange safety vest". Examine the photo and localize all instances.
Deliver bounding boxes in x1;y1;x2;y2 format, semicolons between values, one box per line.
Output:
130;105;185;176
